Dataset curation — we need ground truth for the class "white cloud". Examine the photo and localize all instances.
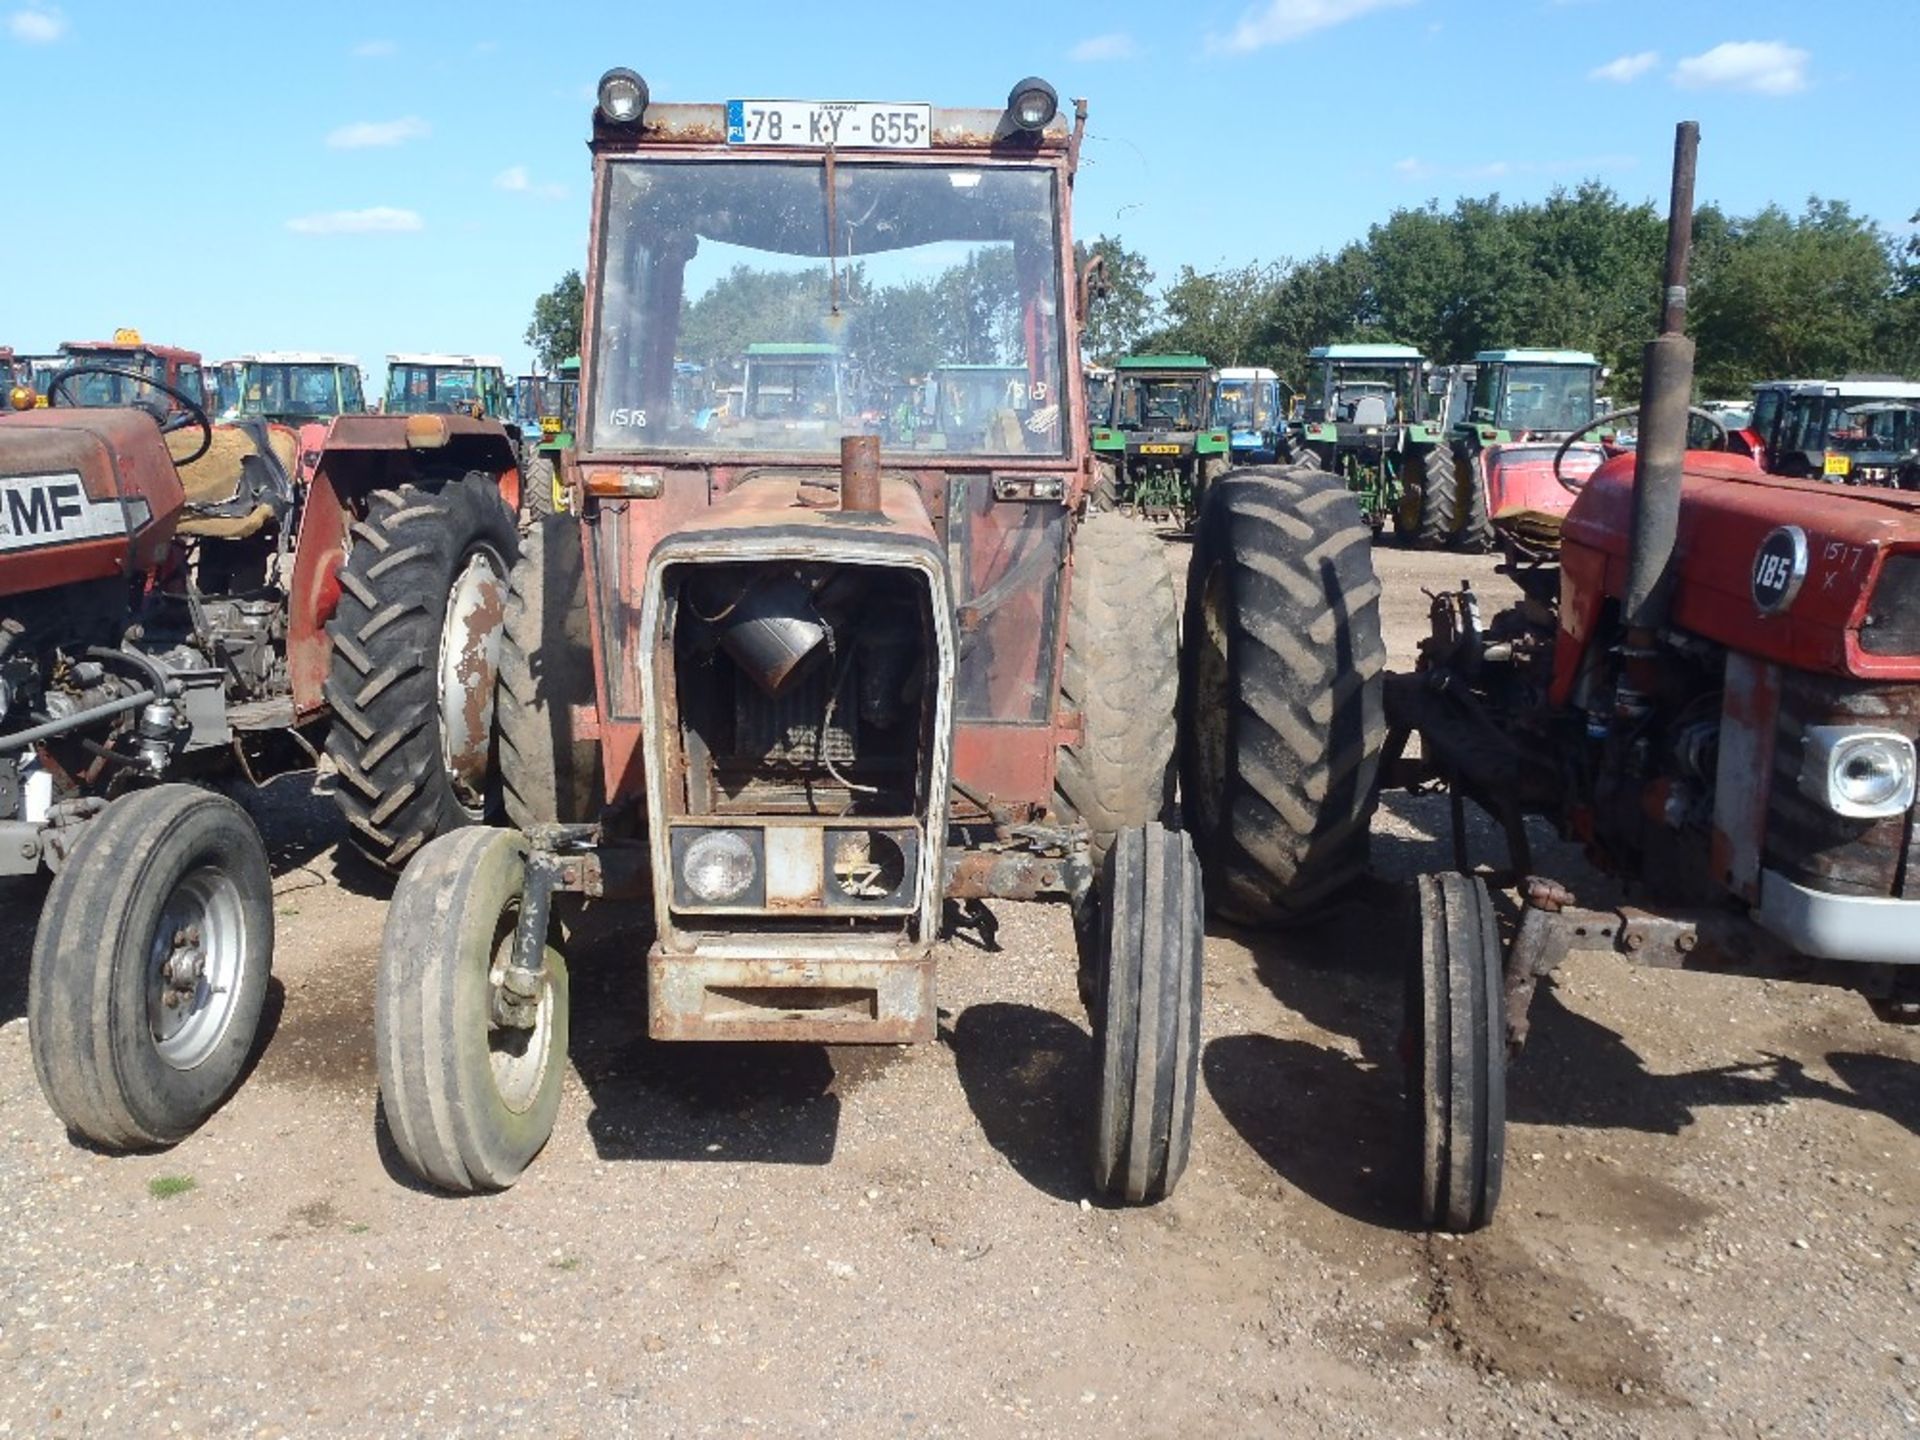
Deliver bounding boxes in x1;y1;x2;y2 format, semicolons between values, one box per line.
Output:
494;165;568;201
1672;40;1809;96
7;6;66;43
325;116;431;150
1211;0;1416;54
285;207;424;236
1590;50;1658;83
1069;32;1138;62
352;38;396;58
1393;153;1637;182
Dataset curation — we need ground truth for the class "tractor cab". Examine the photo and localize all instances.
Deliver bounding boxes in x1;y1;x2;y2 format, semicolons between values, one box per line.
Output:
1464;348;1603;441
1744;378;1920;485
727;343;850;444
1092;354;1230;518
1213;365;1281;464
1083;365;1113;432
235;352;366;425
52;332;204;418
1300;344;1424;427
209;360;243;418
516;359;580;444
384;353;512;418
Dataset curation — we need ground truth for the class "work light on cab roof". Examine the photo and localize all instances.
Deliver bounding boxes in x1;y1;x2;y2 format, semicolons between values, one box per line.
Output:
1007;77;1058;132
597;67;649;126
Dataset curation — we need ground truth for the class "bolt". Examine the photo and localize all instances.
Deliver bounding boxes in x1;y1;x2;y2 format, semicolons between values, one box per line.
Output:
18;840;35;860
1675;932;1698;954
1623;931;1645;953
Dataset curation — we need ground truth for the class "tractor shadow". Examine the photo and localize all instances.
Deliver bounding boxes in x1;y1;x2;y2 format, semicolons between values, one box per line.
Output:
0;874;47;1027
561;901;850;1167
947;1002;1094;1204
1209;859;1920;1229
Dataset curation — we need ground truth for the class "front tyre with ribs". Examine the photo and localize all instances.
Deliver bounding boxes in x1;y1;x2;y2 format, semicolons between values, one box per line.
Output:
325;471;519;870
1179;464;1387;925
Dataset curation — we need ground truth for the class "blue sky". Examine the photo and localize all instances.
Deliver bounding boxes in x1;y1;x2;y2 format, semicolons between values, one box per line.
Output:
4;0;1913;384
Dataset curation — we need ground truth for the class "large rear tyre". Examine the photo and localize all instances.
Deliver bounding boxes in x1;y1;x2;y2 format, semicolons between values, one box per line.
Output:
324;472;519;870
522;455;559;520
1088;823;1203;1205
1410;872;1505;1232
376;827;570;1193
1452;448;1494;554
28;786;272;1149
1179;466;1386;925
499;517;603;831
1053;512;1178;871
1396;444;1456;550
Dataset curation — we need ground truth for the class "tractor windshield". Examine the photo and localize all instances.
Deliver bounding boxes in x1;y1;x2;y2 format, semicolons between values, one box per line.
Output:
1215;379;1276;431
241;363;363;420
1488;364;1596;434
1085;372;1113;426
1825;401;1920;456
933;366;1032;449
54;348;168;406
386;365;498;415
1308;363;1418;424
1114;375;1205;430
589;159;1068;456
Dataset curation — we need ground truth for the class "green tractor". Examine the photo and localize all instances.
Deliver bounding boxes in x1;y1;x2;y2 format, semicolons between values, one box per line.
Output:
1090;353;1231;522
515;356;579;516
1286;343;1435;533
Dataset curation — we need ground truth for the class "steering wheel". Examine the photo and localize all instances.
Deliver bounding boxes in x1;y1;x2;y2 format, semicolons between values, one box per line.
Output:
46;364;214;466
1551;404;1730;494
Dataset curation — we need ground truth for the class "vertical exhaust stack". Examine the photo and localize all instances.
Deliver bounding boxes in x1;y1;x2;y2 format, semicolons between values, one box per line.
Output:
841;434;882;516
1623;121;1701;638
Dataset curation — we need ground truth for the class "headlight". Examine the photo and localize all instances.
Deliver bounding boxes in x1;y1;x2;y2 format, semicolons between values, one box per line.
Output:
1006;77;1058;132
1800;726;1917;819
679;829;758;904
597;67;649;126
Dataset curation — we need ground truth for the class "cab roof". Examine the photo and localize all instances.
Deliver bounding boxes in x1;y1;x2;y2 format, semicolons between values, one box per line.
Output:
1116;354;1209;370
61;340;201;363
1475;348;1601;367
1750;378;1920;400
1310;343;1423;363
242;351;359;366
1216;366;1278;380
746;343;839;357
387;353;506;369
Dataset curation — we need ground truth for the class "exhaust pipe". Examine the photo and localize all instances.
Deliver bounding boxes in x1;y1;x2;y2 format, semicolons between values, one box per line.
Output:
840;434;882;516
1622;120;1700;637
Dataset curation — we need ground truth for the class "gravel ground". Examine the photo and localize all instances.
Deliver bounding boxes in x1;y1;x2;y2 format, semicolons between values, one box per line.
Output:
1;541;1916;1438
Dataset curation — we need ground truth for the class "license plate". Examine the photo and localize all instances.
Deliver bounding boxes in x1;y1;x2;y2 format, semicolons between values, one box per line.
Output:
1137;444;1182;455
727;100;932;150
1824;453;1851;477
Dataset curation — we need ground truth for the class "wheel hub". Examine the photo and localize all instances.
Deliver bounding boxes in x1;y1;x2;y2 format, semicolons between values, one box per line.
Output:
146;869;247;1070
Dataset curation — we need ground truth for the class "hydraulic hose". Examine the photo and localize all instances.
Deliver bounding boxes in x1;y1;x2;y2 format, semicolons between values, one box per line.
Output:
0;688;160;751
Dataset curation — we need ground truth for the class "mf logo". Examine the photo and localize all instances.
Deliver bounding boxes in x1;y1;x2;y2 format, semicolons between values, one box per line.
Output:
0;472;129;552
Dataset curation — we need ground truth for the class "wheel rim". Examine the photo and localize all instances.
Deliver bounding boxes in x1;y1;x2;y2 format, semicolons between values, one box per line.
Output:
1191;564;1232;842
438;545;509;816
146;866;249;1071
486;933;555;1115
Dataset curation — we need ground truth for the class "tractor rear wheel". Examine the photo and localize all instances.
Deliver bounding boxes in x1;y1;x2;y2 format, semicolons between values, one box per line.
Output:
1179;465;1386;925
29;785;272;1150
1054;512;1178;871
499;517;604;831
522;455;559;520
1452;447;1494;554
376;827;570;1193
1087;822;1204;1205
324;472;519;871
1275;430;1317;469
1396;444;1456;550
1409;871;1505;1231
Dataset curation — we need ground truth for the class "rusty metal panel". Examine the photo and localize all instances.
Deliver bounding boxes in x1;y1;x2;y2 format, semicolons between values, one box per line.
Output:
647;949;934;1043
1712;651;1779;904
952;723;1056;809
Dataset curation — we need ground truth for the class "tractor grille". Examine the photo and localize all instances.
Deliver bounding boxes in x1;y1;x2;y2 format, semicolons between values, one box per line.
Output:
1764;671;1920;898
734;663;855;767
1861;553;1920;657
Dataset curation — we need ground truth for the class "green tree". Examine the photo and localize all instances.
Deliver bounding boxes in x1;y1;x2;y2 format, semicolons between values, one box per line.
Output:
1074;234;1157;364
525;271;584;371
1144;260;1288;367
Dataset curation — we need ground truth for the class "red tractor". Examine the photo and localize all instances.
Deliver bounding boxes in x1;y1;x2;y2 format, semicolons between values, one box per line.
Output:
371;72;1246;1202
1365;125;1920;1229
1;365;521;1150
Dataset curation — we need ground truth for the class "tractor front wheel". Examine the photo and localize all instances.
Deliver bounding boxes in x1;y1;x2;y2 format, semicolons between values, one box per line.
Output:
324;472;519;870
1452;448;1494;554
376;827;570;1193
1087;823;1204;1205
1409;871;1505;1232
1179;465;1386;925
28;786;273;1150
